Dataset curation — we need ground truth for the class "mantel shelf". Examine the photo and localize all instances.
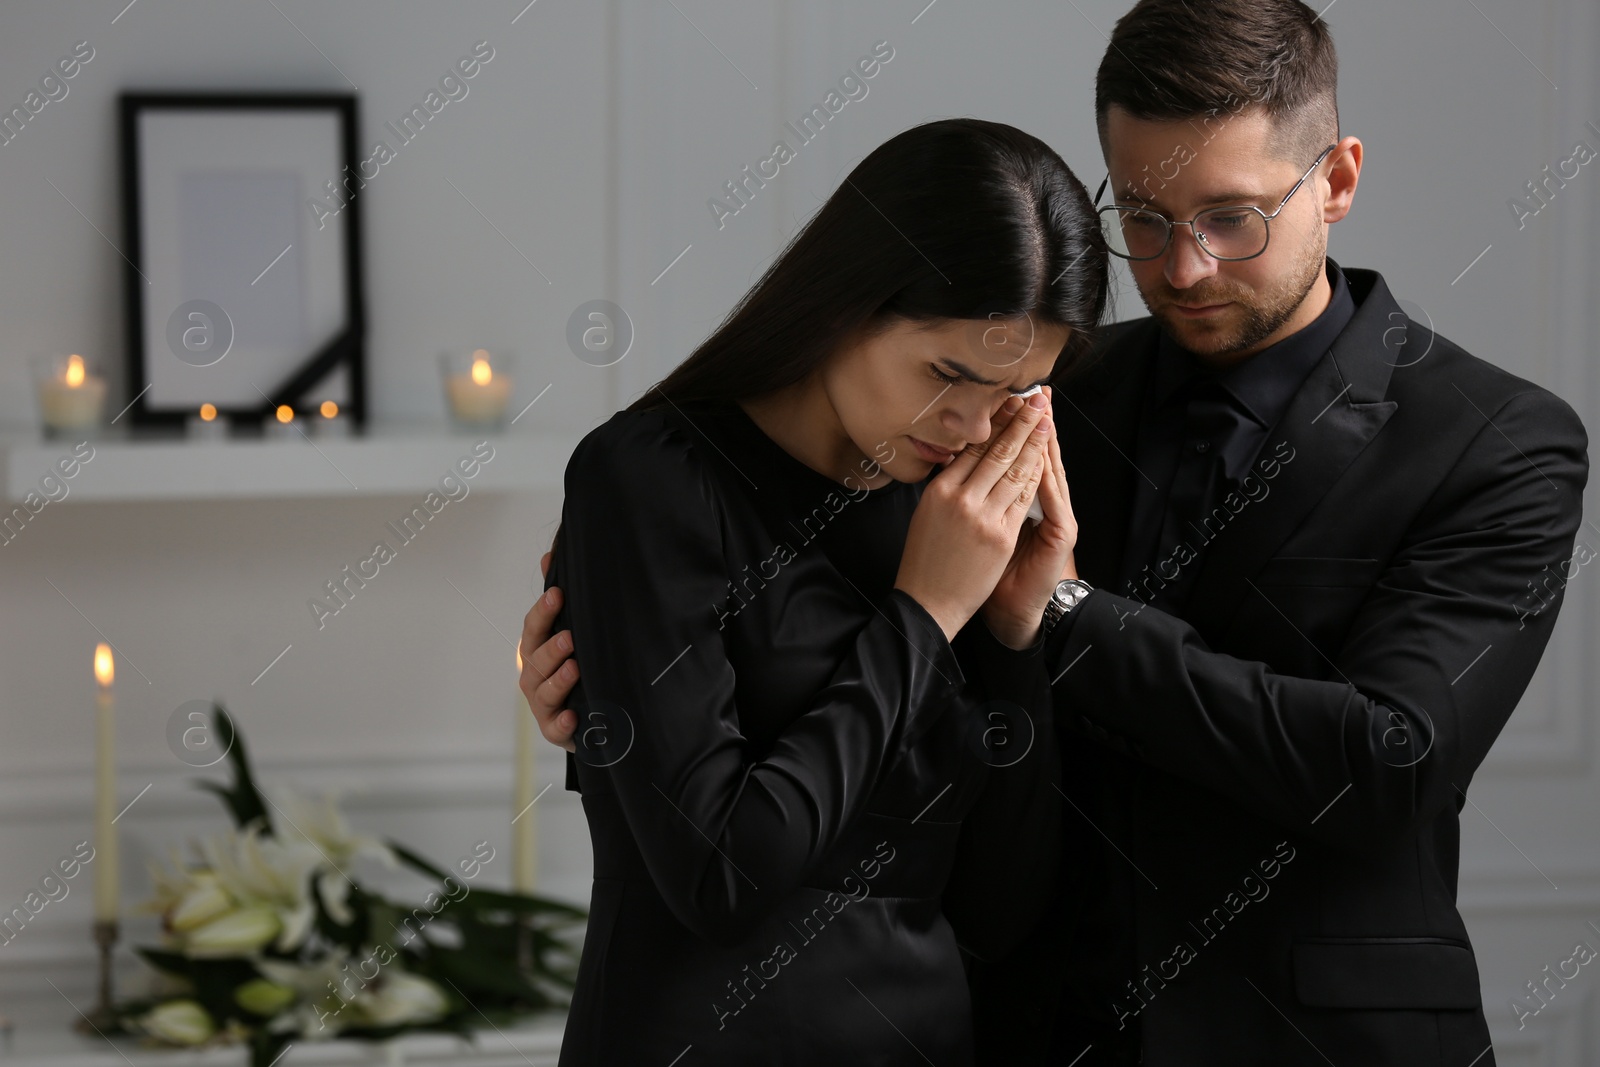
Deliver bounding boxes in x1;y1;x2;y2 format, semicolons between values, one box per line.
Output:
0;421;576;504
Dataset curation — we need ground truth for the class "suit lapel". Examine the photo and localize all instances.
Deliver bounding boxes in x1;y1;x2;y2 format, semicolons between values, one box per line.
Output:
1059;270;1405;641
1181;268;1401;638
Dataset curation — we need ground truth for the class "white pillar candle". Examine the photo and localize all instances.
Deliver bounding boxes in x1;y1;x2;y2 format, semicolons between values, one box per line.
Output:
37;354;108;434
444;350;513;426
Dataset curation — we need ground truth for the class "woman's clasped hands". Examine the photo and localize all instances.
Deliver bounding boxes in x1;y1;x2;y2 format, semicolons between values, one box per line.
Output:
893;385;1080;650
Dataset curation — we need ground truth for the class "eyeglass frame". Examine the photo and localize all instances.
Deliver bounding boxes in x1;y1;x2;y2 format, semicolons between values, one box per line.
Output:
1092;142;1339;262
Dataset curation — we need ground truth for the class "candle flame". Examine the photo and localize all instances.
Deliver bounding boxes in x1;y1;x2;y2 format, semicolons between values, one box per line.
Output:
320;400;339;418
516;647;523;671
94;643;114;687
199;403;217;421
65;354;86;388
471;352;493;386
276;405;294;424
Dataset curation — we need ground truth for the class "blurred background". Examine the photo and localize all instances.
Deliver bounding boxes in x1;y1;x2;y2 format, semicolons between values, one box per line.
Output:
0;0;1594;1062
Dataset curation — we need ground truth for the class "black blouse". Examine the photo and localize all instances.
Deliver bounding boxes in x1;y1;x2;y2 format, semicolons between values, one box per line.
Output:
543;398;1060;1065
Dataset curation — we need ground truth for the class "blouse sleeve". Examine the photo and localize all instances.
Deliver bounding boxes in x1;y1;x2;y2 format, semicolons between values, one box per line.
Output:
545;411;968;946
940;618;1064;962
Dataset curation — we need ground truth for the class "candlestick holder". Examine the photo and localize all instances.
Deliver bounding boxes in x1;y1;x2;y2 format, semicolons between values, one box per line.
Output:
73;919;118;1033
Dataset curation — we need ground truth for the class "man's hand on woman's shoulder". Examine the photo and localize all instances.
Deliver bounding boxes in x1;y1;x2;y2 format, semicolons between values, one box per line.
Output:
519;547;580;752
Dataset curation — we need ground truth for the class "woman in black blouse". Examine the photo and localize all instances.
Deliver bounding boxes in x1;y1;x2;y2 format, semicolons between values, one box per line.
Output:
519;118;1106;1065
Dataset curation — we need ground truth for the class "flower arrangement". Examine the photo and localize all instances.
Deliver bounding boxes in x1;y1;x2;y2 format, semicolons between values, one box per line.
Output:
110;706;585;1067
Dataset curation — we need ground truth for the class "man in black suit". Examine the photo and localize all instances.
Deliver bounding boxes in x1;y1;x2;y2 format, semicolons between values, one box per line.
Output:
949;1;1589;1063
519;0;1589;1062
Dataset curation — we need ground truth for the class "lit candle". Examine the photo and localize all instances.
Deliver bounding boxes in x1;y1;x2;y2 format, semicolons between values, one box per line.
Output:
512;648;537;892
444;350;513;427
263;404;305;440
35;354;108;436
313;399;352;437
93;643;117;923
186;403;229;440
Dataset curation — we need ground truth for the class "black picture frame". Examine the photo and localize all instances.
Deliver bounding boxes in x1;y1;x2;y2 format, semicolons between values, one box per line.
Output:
119;92;366;429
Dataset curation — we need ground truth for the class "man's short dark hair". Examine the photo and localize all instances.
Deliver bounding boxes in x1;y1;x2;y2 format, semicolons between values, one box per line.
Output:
1095;0;1340;164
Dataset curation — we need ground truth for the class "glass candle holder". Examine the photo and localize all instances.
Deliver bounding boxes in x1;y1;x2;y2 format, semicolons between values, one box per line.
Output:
439;348;514;431
312;400;352;438
31;354;108;439
186;404;230;440
264;405;306;441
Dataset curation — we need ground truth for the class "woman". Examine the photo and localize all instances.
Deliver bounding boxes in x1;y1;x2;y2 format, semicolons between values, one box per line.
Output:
521;118;1106;1064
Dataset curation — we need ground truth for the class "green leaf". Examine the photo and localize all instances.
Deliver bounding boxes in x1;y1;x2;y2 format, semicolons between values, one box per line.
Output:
454;886;588;922
386;840;450;882
194;705;271;834
132;948;265;1024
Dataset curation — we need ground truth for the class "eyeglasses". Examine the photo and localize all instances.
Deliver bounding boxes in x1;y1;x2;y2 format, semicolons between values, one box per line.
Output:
1093;143;1337;262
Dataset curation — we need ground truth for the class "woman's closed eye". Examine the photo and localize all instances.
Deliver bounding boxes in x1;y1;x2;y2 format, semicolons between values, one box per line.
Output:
929;364;964;386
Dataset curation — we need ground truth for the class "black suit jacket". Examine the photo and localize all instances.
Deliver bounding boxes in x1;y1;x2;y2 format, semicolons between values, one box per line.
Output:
971;267;1590;1065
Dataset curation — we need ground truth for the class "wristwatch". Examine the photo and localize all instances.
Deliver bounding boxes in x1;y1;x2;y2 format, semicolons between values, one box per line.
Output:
1042;578;1093;635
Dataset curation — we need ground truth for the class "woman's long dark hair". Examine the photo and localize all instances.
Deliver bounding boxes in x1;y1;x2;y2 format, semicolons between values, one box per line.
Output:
628;117;1108;413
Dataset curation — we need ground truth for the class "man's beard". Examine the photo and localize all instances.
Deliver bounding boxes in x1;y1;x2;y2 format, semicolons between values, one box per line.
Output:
1143;231;1327;358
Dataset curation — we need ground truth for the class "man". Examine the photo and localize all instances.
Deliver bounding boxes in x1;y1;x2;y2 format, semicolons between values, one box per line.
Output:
520;1;1589;1062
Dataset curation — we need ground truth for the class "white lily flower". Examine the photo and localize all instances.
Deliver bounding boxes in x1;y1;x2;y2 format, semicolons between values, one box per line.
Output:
134;999;215;1046
184;905;282;958
257;953;357;1039
213;827;321;905
145;845;206;919
281;789;398;872
168;872;233;932
198;827;322;953
356;973;449;1027
316;869;356;926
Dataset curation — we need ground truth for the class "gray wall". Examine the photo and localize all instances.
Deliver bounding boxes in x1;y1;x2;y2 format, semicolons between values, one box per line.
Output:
0;1;1594;1059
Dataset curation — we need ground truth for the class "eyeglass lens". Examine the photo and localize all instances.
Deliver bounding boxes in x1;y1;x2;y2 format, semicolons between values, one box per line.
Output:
1102;207;1268;261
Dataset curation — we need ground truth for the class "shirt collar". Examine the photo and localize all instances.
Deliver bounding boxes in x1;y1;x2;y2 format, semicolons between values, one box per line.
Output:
1150;257;1356;427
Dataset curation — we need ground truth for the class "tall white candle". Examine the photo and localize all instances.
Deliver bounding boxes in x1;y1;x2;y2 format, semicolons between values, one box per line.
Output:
92;644;117;922
512;649;537;892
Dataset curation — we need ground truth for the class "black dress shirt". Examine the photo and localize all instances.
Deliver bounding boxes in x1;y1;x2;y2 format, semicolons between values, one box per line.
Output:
1119;257;1356;608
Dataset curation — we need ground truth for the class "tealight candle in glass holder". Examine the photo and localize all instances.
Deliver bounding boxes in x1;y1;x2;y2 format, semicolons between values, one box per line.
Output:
313;400;352;437
31;354;108;439
439;348;514;431
186;403;230;440
264;404;306;441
